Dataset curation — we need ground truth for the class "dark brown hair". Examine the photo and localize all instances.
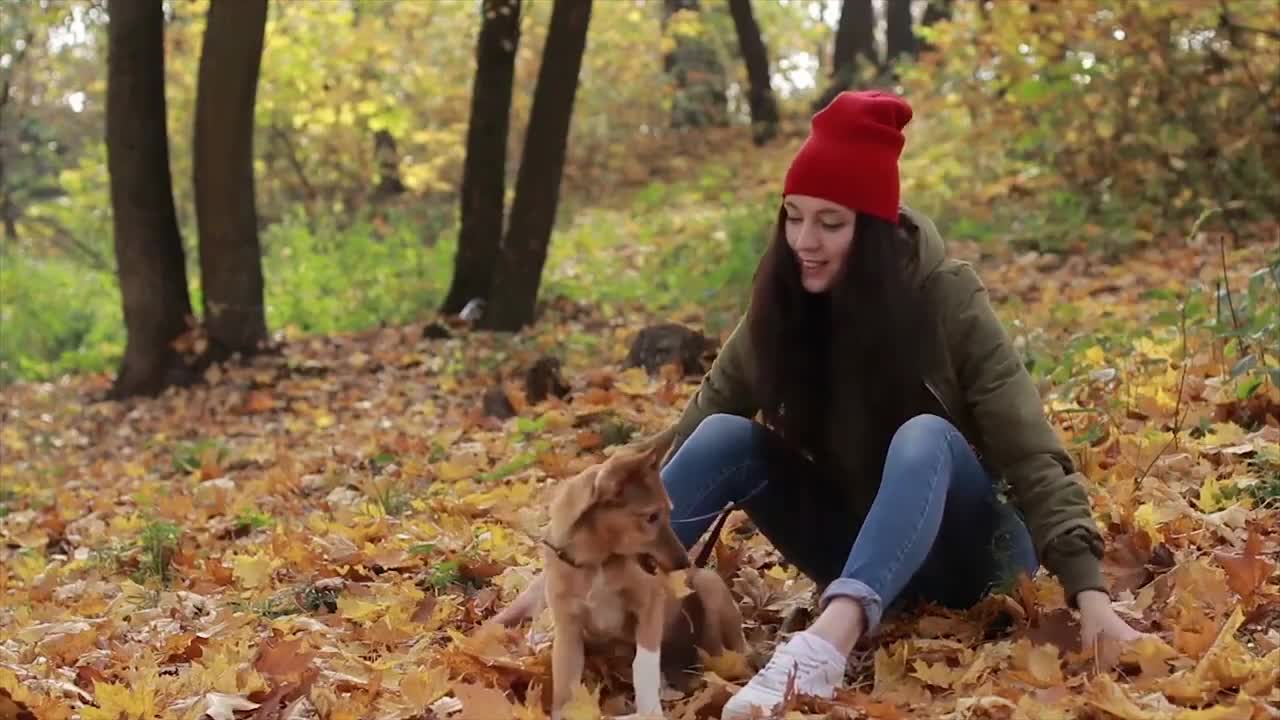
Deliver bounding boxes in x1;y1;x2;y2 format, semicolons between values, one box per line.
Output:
747;207;935;479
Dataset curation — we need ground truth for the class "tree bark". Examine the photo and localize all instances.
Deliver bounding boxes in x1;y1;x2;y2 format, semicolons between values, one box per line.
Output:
370;129;406;203
886;0;916;64
441;0;522;315
727;0;778;146
479;0;592;332
193;0;269;361
662;0;728;129
105;0;197;398
813;0;875;111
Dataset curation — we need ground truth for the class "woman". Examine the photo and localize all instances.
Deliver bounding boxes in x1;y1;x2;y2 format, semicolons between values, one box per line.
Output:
497;90;1142;719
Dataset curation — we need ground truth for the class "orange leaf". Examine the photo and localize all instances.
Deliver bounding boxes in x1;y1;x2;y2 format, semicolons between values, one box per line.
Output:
1213;529;1275;601
452;682;515;720
254;636;314;682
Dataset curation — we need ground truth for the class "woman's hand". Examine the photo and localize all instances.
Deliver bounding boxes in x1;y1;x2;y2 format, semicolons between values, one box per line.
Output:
492;572;547;626
1076;589;1144;666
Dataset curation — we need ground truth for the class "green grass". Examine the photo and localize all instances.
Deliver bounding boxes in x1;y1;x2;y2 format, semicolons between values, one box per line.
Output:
1;163;778;386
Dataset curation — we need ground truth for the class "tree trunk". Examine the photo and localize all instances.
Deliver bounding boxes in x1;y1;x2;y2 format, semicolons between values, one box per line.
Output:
0;153;15;240
727;0;778;146
370;129;406;203
813;0;875;111
105;0;197;399
479;0;592;332
662;0;728;129
193;0;269;361
441;0;522;315
885;0;915;65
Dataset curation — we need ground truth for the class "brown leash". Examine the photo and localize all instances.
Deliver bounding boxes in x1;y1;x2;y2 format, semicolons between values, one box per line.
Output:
692;504;734;568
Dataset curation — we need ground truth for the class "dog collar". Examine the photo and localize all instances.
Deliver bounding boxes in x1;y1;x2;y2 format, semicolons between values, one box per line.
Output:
541;539;660;575
542;539;585;568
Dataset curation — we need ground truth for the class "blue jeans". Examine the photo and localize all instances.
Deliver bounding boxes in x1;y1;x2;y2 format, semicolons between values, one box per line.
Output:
662;413;1039;633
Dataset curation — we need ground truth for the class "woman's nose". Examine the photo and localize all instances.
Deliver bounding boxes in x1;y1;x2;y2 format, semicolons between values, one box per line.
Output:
793;220;820;249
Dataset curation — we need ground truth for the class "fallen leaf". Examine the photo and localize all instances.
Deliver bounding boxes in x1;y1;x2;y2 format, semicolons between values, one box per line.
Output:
1084;674;1159;720
1212;529;1275;601
402;665;450;709
698;648;753;681
233;552;275;589
1118;635;1178;682
452;682;515;720
560;683;603;720
203;692;261;720
909;659;962;689
254;637;314;682
666;569;694;600
1011;640;1064;688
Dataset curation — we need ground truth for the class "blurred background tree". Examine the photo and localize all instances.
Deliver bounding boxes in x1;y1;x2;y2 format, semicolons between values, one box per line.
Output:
0;0;1276;392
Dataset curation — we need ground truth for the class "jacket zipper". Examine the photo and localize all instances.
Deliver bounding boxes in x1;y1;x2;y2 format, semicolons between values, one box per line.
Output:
923;379;986;466
923;379;955;421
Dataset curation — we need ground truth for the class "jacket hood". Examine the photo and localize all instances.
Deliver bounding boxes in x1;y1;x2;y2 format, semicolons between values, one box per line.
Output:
901;203;947;286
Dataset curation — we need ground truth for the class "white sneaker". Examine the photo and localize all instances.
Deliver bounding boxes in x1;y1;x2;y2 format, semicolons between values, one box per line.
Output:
720;631;847;720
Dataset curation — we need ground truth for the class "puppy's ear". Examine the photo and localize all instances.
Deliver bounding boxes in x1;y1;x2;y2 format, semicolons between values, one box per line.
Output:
552;465;603;532
639;427;677;471
591;465;625;502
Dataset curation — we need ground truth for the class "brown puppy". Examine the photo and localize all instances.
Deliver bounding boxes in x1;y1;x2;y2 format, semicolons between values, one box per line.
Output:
542;435;747;719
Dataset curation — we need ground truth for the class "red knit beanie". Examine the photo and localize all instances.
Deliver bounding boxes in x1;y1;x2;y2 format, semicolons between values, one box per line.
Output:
782;90;912;222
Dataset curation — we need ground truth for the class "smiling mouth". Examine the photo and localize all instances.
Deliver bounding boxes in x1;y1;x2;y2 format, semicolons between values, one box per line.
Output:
799;259;827;271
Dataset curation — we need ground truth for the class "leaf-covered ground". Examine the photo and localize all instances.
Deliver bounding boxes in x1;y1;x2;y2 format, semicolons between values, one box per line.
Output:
2;233;1278;720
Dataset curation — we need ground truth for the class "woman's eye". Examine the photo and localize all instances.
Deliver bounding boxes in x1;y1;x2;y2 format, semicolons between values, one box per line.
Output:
647;512;660;524
785;216;801;224
822;222;844;231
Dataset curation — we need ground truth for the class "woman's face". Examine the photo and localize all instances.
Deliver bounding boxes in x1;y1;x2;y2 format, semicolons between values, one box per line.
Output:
783;194;857;294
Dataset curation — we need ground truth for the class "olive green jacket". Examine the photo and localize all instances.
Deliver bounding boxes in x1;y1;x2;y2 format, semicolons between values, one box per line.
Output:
665;205;1107;603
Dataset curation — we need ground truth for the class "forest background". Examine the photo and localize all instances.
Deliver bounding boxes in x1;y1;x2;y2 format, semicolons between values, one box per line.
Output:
1;1;1279;719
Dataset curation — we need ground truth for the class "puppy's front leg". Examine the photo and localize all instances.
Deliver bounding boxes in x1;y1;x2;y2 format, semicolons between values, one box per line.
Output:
632;587;665;718
551;619;585;720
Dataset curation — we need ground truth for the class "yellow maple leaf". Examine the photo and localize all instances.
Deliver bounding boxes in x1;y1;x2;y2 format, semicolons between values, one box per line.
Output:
909;659;961;689
0;667;36;706
232;552;274;589
436;460;477;482
560;683;602;720
1195;476;1229;513
1012;640;1064;688
665;569;694;599
337;595;385;624
698;648;753;681
1084;344;1106;366
1119;635;1178;682
1084;674;1158;720
402;665;450;709
81;680;158;720
1131;503;1163;540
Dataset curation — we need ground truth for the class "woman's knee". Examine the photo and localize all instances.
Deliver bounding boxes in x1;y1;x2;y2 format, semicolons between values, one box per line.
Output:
886;414;960;467
663;414;763;486
682;413;759;455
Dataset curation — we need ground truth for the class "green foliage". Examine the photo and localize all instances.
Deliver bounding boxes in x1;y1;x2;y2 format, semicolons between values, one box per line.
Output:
898;0;1279;252
259;208;455;337
0;250;122;384
234;508;275;534
423;559;460;592
134;521;181;586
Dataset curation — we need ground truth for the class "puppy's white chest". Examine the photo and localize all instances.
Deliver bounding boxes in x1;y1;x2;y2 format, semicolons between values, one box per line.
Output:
580;570;630;638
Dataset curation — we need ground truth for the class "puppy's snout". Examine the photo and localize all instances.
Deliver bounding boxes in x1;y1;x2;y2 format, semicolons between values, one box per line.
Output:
656;523;691;571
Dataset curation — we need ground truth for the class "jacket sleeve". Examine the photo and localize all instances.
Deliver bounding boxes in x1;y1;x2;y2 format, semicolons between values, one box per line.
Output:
940;264;1108;605
660;313;760;467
